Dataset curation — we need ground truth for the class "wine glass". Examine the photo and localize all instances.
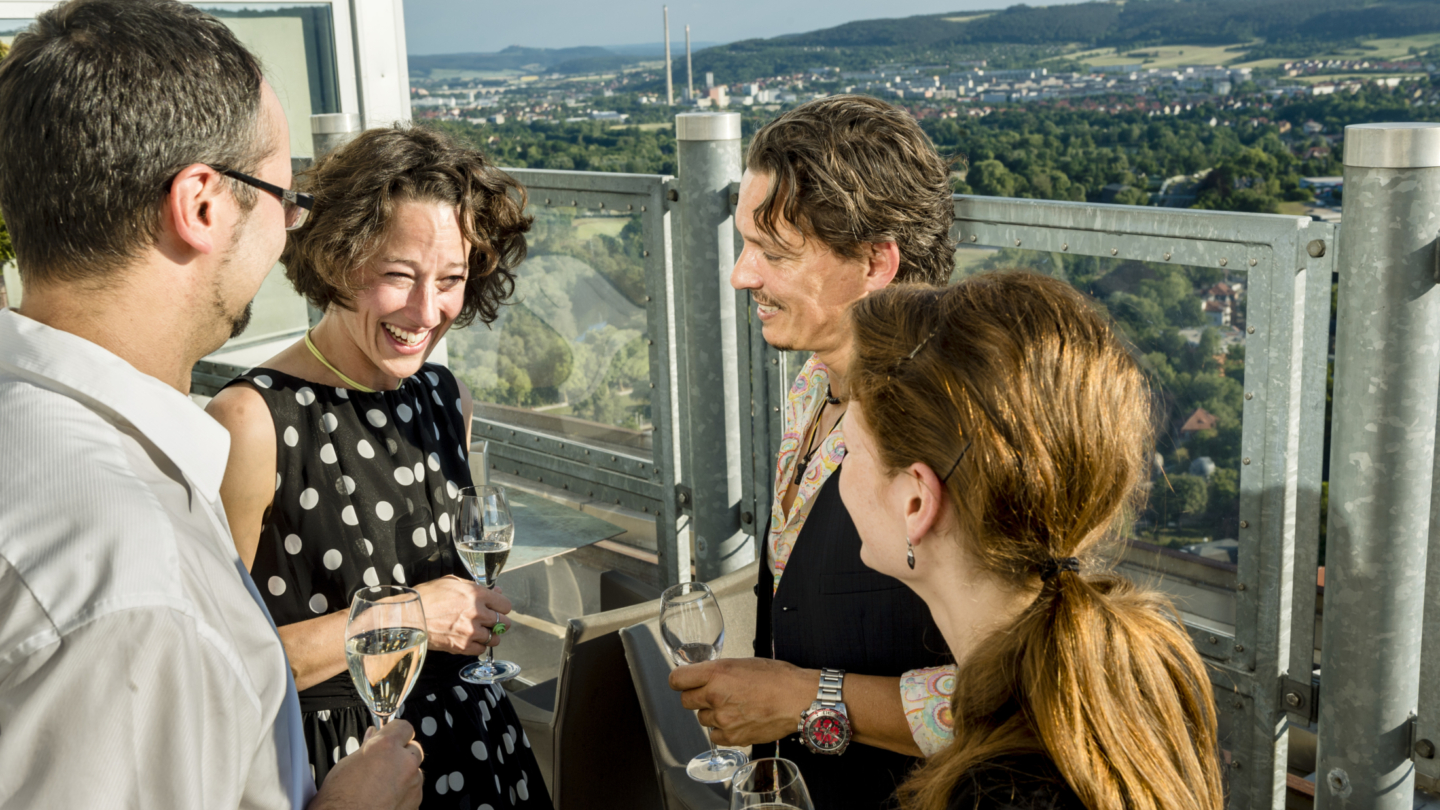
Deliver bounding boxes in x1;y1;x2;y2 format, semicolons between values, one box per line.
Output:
660;581;748;783
454;484;521;684
730;758;815;810
345;585;429;728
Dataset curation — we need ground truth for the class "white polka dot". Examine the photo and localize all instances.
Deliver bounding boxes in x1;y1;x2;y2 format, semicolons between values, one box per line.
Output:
268;576;286;596
366;409;388;428
453;685;468;700
364;538;374;555
509;787;516;805
495;775;502;795
455;398;464;413
433;423;440;440
345;736;360;755
415;398;424;414
335;387;349;399
393;564;407;583
412;527;428;547
284;426;299;447
517;778;529;801
447;772;464;792
427;452;441;472
275;472;283;491
341;475;357;495
415;462;426;482
487;688;499;707
394;466;415;486
435;775;449;795
425;371;441;386
522;729;530;748
331;745;340;763
421;716;437;736
357;440;375;459
426;694;436;701
397;403;414;423
323;549;343;570
472;740;489;760
504;731;515;754
428;524;437;544
284;534;303;554
321;412;339;433
309;593;328;613
341;505;359;526
296;387;316;406
446;480;460;499
479;805;494;810
299;488;319;510
445;710;453;727
253;374;273;389
438;513;451;533
362;567;379;587
497;745;505;763
319;443;338;464
457;444;467;460
317;710;331;721
480;701;491;722
376;501;394;521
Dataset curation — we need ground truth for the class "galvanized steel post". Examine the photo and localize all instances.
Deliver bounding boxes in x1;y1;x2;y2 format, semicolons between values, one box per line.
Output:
674;112;751;579
1317;123;1440;810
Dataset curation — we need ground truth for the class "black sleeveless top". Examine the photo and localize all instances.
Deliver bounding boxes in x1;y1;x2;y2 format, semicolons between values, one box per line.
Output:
756;466;951;810
224;364;551;810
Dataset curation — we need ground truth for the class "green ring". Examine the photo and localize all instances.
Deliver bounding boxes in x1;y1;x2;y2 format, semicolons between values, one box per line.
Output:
493;621;508;636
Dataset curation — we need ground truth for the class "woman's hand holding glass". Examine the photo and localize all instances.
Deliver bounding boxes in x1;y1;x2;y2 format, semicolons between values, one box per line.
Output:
410;574;512;656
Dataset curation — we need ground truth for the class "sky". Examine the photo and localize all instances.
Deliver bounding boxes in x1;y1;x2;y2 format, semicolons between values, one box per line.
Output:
403;0;1092;56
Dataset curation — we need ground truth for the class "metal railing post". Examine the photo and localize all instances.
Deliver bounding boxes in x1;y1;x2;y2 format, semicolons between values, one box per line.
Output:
674;112;751;580
1316;123;1440;810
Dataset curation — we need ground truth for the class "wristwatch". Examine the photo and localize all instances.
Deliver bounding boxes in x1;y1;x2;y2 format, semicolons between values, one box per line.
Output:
797;667;852;755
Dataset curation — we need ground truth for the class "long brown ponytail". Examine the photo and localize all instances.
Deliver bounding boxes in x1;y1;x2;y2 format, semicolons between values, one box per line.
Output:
848;272;1223;810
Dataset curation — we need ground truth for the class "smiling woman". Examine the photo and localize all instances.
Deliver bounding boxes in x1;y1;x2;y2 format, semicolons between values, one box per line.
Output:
203;125;552;810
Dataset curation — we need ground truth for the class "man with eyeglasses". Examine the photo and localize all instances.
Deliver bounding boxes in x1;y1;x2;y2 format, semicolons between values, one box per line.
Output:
0;1;419;808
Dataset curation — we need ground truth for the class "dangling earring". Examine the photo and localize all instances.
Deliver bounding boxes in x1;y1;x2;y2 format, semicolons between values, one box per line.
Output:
906;536;916;570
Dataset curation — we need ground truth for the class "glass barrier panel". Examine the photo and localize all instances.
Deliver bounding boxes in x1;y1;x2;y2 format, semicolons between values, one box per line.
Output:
952;244;1244;634
0;18;28;41
447;205;653;457
199;3;341;159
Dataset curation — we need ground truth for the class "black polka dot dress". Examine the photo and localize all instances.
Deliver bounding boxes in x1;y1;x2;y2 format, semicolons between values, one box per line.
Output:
225;363;551;810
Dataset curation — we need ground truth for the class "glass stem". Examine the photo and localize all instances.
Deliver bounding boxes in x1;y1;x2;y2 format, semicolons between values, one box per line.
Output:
371;711;388;729
483;581;499;670
705;726;722;761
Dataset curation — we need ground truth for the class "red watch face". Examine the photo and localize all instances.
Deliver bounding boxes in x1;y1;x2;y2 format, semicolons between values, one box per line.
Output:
812;716;844;747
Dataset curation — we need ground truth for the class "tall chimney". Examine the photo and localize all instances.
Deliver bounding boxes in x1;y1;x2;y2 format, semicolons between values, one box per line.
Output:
664;6;673;106
686;25;694;102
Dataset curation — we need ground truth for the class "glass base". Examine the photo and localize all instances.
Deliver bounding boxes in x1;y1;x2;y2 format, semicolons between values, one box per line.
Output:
460;659;522;685
686;748;747;783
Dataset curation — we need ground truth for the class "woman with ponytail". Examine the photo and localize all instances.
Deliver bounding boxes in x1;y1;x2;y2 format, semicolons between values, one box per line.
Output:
838;271;1224;810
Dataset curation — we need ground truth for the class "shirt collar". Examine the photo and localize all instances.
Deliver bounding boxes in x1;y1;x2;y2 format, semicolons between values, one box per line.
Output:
0;309;231;501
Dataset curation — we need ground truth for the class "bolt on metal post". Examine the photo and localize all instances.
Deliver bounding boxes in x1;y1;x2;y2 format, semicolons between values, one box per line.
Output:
1316;123;1440;810
674;112;750;580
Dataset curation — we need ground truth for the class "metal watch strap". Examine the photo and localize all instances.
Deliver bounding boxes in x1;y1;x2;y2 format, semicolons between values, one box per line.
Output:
815;667;845;707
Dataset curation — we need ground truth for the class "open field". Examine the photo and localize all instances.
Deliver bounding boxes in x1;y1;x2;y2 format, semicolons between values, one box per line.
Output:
610;122;673;132
940;12;993;23
573;217;629;240
1316;33;1440;60
1079;43;1253;69
1296;71;1427;84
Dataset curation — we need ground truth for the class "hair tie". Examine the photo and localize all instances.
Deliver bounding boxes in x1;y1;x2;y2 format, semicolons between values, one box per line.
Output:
1037;557;1081;581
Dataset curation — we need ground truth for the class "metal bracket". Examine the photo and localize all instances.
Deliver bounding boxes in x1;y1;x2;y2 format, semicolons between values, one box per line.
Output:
675;484;693;514
1282;675;1320;726
664;179;681;209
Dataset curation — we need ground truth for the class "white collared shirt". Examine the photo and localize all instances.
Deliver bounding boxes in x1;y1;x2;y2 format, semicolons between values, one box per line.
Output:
0;309;314;808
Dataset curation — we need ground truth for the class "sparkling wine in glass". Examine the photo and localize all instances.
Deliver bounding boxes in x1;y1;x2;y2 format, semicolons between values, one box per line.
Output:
345;585;428;728
729;758;815;810
455;484;521;684
660;581;748;783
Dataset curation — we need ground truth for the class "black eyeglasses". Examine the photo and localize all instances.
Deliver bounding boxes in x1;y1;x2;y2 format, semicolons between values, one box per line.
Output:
218;168;313;231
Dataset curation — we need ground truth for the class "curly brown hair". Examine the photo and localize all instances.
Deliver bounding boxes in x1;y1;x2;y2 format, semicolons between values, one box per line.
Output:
283;124;531;328
745;95;955;286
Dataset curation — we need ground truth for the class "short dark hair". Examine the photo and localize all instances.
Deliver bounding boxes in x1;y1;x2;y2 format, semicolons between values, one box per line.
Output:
746;95;955;286
282;125;532;329
0;0;270;286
